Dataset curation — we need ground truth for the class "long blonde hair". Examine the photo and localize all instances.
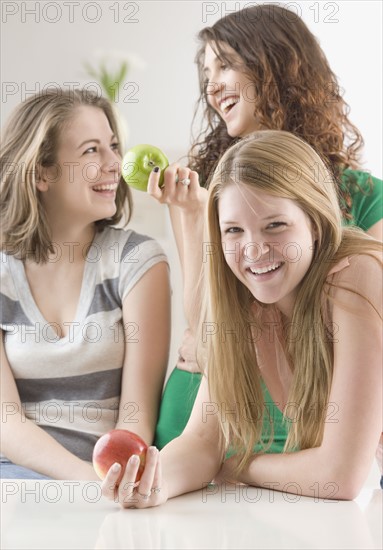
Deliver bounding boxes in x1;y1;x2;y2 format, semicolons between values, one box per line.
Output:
0;88;132;263
204;130;382;469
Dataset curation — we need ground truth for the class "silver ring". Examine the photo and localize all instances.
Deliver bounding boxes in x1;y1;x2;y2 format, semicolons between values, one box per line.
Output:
179;177;191;186
137;490;151;500
151;487;161;494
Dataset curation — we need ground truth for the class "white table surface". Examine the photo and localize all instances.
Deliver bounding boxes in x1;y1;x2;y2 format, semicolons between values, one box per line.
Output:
1;479;381;550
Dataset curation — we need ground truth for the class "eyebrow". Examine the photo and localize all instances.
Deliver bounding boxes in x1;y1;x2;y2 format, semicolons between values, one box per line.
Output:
220;214;287;224
77;135;116;149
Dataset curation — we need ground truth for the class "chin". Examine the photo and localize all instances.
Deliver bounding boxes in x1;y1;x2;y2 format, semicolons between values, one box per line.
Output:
226;127;241;138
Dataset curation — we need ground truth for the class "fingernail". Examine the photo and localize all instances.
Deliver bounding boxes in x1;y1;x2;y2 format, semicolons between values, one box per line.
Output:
129;455;139;464
149;446;158;455
153;166;160;173
112;463;121;473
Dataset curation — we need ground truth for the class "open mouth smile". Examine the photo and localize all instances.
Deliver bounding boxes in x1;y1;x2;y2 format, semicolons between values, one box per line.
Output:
220;96;240;115
247;261;284;277
92;183;118;195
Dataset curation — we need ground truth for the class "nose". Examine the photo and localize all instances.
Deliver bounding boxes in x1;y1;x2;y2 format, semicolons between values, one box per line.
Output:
102;148;121;179
206;79;224;96
242;238;271;263
205;69;225;101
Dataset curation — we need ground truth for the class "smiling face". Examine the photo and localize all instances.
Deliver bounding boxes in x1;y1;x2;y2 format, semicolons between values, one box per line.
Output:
203;42;260;138
38;106;121;231
218;183;316;318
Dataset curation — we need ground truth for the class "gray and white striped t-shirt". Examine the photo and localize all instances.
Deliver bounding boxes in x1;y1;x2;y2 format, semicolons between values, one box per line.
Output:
0;226;168;461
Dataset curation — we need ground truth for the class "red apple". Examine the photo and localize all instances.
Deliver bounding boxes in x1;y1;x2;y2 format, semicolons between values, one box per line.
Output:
92;429;147;483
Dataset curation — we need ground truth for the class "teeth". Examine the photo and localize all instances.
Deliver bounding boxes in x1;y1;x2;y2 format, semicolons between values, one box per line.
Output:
221;97;239;113
250;262;282;275
93;184;117;192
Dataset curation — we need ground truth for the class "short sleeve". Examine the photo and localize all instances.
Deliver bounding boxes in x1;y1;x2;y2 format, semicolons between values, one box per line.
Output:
342;170;383;231
118;230;168;302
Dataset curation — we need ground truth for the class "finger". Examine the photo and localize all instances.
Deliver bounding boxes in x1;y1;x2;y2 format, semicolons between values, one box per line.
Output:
101;462;122;500
147;167;163;200
162;163;180;199
117;455;142;505
152;453;162;490
135;446;159;503
150;453;163;506
187;170;200;196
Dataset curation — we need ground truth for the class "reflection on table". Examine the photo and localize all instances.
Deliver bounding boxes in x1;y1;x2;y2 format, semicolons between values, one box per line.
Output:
1;480;381;549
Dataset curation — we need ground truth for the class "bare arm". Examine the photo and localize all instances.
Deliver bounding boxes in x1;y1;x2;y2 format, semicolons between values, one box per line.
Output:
101;375;223;506
148;164;208;330
114;261;171;445
0;331;98;480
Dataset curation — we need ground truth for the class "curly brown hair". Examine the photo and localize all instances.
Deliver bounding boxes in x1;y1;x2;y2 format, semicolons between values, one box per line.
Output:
189;4;364;220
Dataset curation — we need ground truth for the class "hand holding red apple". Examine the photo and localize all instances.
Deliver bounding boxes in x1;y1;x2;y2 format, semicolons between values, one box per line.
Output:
92;429;147;484
101;444;166;509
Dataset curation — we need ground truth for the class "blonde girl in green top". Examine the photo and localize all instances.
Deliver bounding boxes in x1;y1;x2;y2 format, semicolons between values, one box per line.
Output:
102;131;382;507
149;3;382;451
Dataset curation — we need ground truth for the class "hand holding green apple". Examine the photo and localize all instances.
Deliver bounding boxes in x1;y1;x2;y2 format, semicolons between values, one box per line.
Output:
121;144;169;191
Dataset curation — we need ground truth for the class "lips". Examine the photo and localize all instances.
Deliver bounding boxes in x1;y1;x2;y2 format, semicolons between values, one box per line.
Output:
219;96;240;115
247;261;284;276
92;183;118;193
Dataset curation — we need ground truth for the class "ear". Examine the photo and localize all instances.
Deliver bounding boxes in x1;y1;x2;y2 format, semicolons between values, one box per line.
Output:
35;165;50;192
311;220;319;242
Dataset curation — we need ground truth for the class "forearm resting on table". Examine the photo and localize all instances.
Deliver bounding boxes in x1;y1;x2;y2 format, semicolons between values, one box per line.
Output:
0;413;98;480
242;445;371;500
160;432;222;498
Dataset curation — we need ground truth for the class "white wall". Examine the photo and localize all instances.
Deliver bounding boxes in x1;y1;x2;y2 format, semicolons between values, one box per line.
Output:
1;0;382;371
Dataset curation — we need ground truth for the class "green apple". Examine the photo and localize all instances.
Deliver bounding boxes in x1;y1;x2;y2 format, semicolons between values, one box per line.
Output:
121;144;169;191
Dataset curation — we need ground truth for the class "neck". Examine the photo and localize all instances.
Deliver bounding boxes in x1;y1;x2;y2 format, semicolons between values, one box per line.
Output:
275;297;295;322
46;223;97;263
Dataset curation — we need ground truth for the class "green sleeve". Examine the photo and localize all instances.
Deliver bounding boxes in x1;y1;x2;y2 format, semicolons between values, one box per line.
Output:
342;169;383;231
154;367;202;449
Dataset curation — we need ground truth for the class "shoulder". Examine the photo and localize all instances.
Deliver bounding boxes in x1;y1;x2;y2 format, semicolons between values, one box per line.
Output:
99;227;169;300
98;226;168;264
326;253;382;319
327;252;381;282
0;253;17;296
0;253;32;327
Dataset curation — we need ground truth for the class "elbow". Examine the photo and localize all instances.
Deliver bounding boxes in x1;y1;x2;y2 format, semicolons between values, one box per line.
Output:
334;482;362;501
323;460;370;500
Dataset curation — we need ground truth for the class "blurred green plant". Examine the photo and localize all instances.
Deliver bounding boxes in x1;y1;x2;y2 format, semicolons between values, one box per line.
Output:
83;50;145;102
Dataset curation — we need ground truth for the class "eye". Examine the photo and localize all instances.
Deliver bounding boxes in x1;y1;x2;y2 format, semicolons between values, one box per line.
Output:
266;222;287;230
111;142;119;151
83;146;97;154
224;226;243;234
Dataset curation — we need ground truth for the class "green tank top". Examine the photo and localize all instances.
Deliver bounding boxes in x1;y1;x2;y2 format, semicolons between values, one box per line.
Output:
154;368;290;451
